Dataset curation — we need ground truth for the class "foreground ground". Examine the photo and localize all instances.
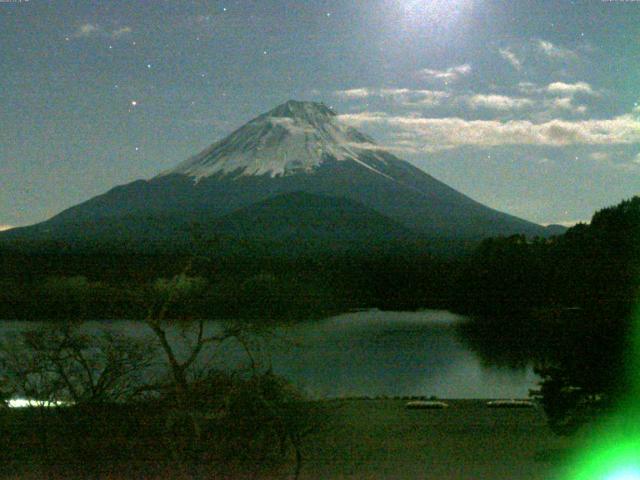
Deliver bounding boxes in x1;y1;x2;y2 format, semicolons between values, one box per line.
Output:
0;399;572;479
300;399;570;480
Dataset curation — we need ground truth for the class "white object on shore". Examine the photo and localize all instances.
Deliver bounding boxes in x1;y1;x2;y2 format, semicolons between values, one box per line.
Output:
405;400;449;409
6;398;71;409
486;399;535;408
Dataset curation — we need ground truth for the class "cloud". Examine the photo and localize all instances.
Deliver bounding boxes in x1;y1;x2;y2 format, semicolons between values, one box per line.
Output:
417;64;471;83
0;225;14;232
345;141;422;155
466;94;534;110
546;97;587;115
334;88;370;99
72;23;133;39
547;81;596;96
517;82;540;95
536;39;577;59
338;112;640;149
334;88;449;107
111;27;132;38
73;23;100;37
499;47;522;70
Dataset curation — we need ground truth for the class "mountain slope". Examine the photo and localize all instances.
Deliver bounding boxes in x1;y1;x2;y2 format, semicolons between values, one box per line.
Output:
211;191;417;244
1;100;553;251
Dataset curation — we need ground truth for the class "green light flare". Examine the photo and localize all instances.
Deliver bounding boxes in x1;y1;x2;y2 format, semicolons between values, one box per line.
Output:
561;304;640;480
605;468;640;480
562;431;640;479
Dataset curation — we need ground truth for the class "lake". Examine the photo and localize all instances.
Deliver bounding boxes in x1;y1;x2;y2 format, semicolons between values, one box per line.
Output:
0;309;538;399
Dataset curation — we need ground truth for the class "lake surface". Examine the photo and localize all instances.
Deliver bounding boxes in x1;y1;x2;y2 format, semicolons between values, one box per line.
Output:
0;310;538;399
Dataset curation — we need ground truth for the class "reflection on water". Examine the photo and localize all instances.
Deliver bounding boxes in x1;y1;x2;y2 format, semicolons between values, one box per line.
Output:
0;310;539;399
261;310;539;398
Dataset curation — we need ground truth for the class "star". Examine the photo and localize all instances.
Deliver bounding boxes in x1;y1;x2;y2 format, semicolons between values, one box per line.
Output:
147;64;152;69
326;12;331;17
135;147;140;152
130;100;138;106
263;50;268;55
108;45;113;50
223;7;227;11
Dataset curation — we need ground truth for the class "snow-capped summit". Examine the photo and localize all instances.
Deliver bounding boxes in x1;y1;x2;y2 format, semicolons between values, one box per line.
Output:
163;100;387;179
265;99;336;123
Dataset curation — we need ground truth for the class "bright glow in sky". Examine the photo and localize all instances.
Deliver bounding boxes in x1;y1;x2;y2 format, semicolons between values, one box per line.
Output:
398;0;474;28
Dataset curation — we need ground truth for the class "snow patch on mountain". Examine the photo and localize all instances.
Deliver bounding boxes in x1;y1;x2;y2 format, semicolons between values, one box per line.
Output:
161;100;394;181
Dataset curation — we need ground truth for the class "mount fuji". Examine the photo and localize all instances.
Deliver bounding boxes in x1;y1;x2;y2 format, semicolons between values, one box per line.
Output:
2;100;554;253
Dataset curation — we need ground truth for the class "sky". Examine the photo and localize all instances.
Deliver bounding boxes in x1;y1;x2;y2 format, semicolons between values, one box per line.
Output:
1;0;639;229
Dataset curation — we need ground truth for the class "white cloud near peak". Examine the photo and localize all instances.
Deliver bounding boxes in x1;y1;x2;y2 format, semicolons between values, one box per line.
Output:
417;64;471;82
338;112;640;148
334;88;449;107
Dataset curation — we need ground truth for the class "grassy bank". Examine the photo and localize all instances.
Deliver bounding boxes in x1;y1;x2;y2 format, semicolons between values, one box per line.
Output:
0;399;572;479
301;399;569;480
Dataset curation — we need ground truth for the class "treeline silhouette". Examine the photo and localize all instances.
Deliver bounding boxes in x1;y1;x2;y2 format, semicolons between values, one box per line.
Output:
0;244;455;322
456;197;639;316
455;196;640;433
3;197;637;326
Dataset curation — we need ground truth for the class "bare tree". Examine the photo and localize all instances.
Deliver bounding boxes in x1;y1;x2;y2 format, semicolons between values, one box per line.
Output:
0;323;156;405
143;272;244;462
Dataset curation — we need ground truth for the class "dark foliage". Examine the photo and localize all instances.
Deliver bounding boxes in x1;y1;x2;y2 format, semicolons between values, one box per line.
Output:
0;245;456;322
456;196;640;434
